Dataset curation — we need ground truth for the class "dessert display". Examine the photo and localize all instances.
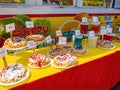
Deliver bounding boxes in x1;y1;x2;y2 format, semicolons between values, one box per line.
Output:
51;54;76;68
70;46;88;56
115;36;120;42
0;64;29;86
4;37;27;50
26;35;44;43
97;40;115;49
28;54;50;68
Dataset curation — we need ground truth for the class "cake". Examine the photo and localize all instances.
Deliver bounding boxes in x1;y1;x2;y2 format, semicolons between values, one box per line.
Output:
4;37;27;49
70;46;88;56
53;54;76;67
26;35;44;43
28;54;50;68
97;40;114;48
0;64;27;84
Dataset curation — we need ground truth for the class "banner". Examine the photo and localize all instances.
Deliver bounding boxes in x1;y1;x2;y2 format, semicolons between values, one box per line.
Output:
0;0;25;3
83;0;103;6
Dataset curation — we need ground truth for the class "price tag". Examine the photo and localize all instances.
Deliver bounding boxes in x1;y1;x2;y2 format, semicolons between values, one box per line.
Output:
106;25;110;28
75;30;81;36
6;23;15;33
106;28;112;34
100;29;106;35
101;26;106;30
45;35;52;44
28;41;36;48
26;21;34;28
56;30;62;36
119;27;120;32
82;17;87;23
88;31;95;37
0;47;7;58
92;16;99;23
58;37;67;45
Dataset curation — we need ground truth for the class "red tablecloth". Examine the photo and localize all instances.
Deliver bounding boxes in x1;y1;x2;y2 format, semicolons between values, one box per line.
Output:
10;51;120;90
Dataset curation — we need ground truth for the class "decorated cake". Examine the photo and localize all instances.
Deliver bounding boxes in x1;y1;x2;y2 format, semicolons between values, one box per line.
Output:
70;46;88;56
26;35;44;43
97;40;114;49
0;64;28;84
48;44;72;57
52;54;76;68
4;37;27;50
28;54;50;68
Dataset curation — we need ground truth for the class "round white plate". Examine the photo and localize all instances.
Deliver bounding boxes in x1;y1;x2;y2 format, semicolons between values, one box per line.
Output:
0;70;30;86
27;63;50;68
50;60;76;69
97;44;116;50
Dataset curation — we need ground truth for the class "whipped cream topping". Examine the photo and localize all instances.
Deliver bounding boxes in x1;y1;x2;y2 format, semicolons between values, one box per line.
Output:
54;54;76;63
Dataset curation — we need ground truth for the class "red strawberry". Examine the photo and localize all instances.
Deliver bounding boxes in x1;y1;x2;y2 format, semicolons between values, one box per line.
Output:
0;38;5;48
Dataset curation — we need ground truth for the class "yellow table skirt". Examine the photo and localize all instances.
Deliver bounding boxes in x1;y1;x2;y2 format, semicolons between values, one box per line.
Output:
0;41;120;90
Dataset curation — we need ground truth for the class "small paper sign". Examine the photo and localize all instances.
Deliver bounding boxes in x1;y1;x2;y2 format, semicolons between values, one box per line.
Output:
106;28;112;34
82;17;87;23
28;41;36;48
6;23;15;33
100;29;106;35
75;30;81;36
106;25;110;28
26;21;34;28
88;31;95;37
58;37;67;45
0;47;7;58
45;35;52;44
56;30;62;36
101;26;106;30
119;27;120;32
92;16;99;23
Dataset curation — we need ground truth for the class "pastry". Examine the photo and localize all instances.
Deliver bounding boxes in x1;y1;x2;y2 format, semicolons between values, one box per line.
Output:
4;37;27;49
26;35;44;43
0;64;27;84
28;54;50;68
97;40;114;48
53;54;76;67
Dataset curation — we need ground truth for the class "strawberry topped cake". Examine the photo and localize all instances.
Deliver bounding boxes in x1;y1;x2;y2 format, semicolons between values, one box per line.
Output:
52;54;76;68
28;54;50;68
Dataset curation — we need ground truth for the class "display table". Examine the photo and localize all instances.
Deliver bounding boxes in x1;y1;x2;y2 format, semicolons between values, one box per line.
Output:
0;41;120;90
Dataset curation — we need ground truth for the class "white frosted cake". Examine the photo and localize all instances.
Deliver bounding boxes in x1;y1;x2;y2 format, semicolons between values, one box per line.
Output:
53;54;76;67
28;54;50;68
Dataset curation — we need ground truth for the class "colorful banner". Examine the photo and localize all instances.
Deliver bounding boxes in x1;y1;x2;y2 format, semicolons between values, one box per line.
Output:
83;0;104;6
0;0;25;3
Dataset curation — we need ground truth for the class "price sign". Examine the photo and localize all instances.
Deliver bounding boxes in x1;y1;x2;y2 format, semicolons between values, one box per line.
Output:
26;21;34;28
119;27;120;32
58;37;67;45
56;30;62;36
28;41;36;49
100;29;106;35
88;31;95;37
75;30;81;36
101;26;106;30
106;28;112;34
92;16;99;23
6;23;15;33
45;35;52;44
0;47;7;58
106;25;110;28
82;17;87;23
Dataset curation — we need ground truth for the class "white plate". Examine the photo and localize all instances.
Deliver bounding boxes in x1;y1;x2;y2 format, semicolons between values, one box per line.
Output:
0;70;30;86
27;63;50;68
97;44;116;50
5;45;27;51
50;59;76;69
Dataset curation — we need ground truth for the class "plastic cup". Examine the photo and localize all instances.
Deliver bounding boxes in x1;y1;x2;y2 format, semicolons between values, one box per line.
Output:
88;36;98;48
80;23;88;34
91;23;100;34
74;35;83;48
